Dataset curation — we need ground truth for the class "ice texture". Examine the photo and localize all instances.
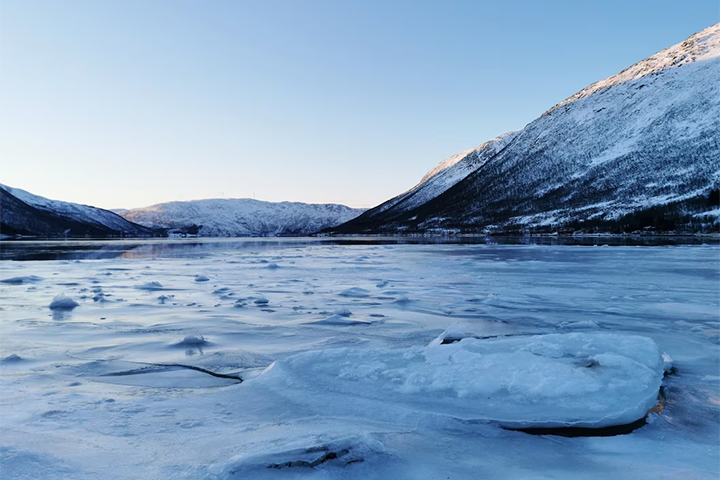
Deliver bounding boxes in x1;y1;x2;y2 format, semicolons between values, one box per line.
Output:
0;239;718;480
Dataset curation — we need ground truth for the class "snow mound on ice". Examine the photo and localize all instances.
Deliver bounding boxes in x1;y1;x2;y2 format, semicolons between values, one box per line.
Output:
136;281;164;290
48;293;79;310
339;287;370;298
311;314;371;326
2;354;22;363
255;333;664;429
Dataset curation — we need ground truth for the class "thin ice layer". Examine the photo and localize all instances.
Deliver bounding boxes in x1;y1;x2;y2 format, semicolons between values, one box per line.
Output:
254;333;664;429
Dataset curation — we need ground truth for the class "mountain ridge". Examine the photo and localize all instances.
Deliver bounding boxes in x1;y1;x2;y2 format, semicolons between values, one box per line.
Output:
119;197;365;237
328;23;720;235
0;184;157;238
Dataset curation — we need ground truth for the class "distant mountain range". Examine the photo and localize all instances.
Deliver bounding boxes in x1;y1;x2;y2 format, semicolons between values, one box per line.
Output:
0;184;364;238
327;23;720;235
118;199;364;237
0;184;156;238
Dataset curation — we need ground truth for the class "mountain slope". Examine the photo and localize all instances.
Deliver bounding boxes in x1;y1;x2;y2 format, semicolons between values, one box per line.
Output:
330;23;720;235
0;185;156;237
120;198;365;237
359;131;519;220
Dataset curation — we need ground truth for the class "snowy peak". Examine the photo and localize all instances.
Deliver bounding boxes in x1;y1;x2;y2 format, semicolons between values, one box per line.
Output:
548;23;720;113
417;131;519;185
359;131;519;220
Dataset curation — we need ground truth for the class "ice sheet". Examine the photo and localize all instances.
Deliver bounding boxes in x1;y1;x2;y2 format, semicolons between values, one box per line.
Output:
0;239;718;479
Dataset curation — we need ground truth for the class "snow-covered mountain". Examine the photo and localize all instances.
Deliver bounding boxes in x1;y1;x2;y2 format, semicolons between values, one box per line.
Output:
120;198;365;237
0;184;155;237
370;131;520;216
330;23;720;235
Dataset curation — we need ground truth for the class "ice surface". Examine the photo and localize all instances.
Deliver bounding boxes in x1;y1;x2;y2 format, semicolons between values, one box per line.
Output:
0;239;718;479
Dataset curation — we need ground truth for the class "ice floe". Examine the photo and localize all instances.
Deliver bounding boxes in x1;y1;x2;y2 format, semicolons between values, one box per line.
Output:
255;333;664;429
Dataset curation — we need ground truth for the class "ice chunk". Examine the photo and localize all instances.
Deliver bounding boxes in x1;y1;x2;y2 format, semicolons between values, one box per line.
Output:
194;275;210;282
662;353;674;373
254;333;664;429
48;293;80;310
0;275;43;284
2;354;22;363
173;335;208;347
339;287;370;298
428;323;470;346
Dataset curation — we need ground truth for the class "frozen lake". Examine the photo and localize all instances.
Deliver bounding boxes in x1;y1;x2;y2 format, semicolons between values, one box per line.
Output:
1;238;718;479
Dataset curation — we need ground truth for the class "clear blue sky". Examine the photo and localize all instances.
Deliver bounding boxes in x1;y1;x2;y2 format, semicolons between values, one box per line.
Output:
1;1;716;209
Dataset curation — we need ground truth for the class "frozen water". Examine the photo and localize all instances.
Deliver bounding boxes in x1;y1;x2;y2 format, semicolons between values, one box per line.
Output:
0;238;718;479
